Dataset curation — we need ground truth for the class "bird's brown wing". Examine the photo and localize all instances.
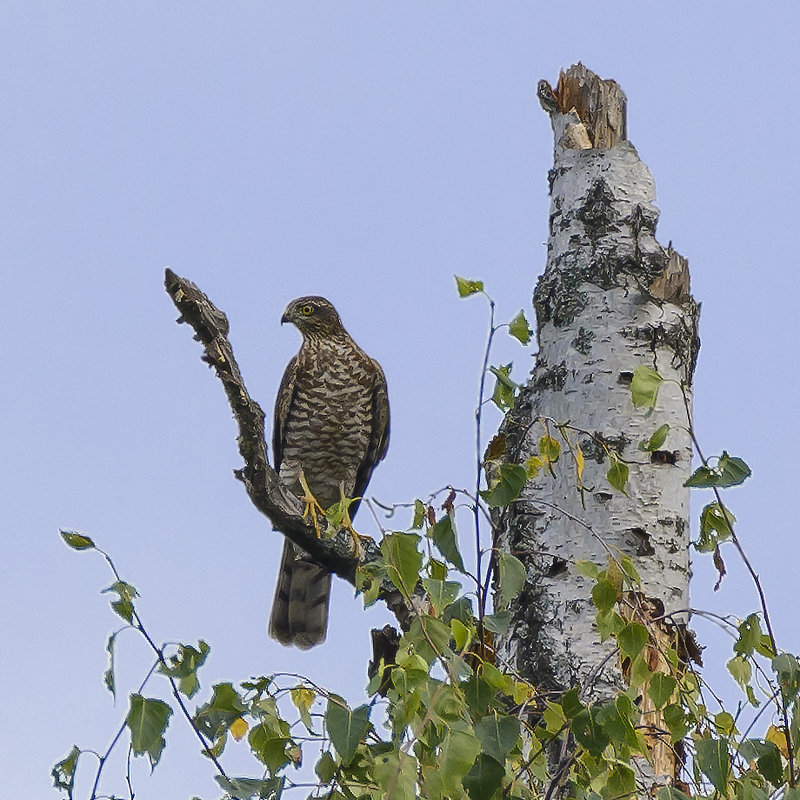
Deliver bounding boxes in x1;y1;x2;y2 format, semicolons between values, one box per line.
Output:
272;355;298;472
352;358;390;509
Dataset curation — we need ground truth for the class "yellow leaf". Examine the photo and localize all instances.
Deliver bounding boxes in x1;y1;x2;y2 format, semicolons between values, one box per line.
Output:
513;680;536;705
575;444;585;483
229;717;248;741
291;687;316;731
525;456;543;478
766;724;789;757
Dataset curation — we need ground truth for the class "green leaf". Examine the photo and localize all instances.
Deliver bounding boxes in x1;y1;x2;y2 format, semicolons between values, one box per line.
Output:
607;764;636;799
538;434;561;465
543;701;567;735
381;532;422;600
630;653;654;686
606;457;629;495
214;775;285;800
406;614;452;664
758;745;784;787
641;423;670;452
374;751;417;800
158;641;210;698
772;653;800;699
451;618;471;651
101;580;139;624
455;275;484;297
575;560;600;580
421;578;460;615
695;737;730;794
617;621;649;658
60;529;95;550
685;451;752;488
726;655;752;688
619;554;641;586
194;682;247;741
474;713;520;763
596;695;640;750
572;707;610;756
248;724;292;774
429;515;465;572
355;561;384;607
714;711;737;736
411;499;426;529
126;694;173;770
443;595;474;627
663;703;689;741
657;787;693;800
697;502;736;552
630;365;663;408
480;662;514;695
508;310;533;345
323;494;355;532
735;614;764;656
463;673;495;716
596;608;624;641
482;610;510;634
490;363;518;410
439;730;481;796
497;551;527;608
315;751;336;783
591;578;618;612
325;698;370;765
561;688;584;718
428;558;447;581
52;745;80;796
463;753;504;800
480;462;527;508
648;673;677;709
104;633;117;698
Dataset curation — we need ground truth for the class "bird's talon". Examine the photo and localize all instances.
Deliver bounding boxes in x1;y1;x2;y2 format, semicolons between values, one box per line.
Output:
299;471;325;538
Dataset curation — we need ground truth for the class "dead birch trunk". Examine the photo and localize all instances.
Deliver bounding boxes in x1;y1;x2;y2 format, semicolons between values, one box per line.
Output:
496;64;700;783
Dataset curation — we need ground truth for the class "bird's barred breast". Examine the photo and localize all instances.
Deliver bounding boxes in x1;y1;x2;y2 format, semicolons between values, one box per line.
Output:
280;339;376;506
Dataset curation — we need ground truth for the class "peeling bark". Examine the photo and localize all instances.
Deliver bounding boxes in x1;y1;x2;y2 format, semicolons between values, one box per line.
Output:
498;65;700;784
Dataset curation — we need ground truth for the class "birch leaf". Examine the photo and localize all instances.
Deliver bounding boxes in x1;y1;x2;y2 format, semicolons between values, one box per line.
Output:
508;310;532;344
630;365;663;408
497;551;527;608
126;694;172;770
381;533;422;600
325;698;370;765
60;529;95;550
454;275;484;297
607;458;629;495
695;737;730;794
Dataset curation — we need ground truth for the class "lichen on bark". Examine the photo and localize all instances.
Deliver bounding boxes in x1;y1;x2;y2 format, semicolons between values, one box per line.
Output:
496;67;700;782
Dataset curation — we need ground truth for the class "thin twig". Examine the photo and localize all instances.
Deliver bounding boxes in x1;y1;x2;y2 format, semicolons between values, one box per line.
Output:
474;293;497;620
88;661;158;800
681;386;796;786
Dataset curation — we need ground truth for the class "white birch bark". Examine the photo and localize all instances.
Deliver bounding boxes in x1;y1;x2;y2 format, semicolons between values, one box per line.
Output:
497;66;700;713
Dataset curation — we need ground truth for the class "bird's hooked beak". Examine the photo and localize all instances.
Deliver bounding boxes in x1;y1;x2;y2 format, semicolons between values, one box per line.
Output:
281;308;292;325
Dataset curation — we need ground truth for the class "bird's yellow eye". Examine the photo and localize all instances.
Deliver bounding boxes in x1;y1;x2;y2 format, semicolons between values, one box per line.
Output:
300;305;314;316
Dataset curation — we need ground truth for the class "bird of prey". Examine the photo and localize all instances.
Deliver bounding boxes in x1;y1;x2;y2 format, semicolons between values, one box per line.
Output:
269;296;390;649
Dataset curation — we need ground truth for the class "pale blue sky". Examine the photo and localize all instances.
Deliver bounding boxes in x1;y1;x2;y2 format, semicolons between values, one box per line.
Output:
3;3;799;797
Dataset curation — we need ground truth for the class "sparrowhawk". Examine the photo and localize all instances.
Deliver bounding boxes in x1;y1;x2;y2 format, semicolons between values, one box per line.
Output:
269;296;390;649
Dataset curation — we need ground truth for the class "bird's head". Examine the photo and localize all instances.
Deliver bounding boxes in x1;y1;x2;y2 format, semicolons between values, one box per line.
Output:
281;296;345;338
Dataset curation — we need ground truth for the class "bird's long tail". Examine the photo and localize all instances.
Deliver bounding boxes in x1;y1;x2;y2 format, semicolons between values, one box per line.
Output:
269;540;332;649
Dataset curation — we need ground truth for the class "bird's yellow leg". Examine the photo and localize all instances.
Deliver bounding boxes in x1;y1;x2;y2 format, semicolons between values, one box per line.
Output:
338;482;369;557
298;470;325;537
